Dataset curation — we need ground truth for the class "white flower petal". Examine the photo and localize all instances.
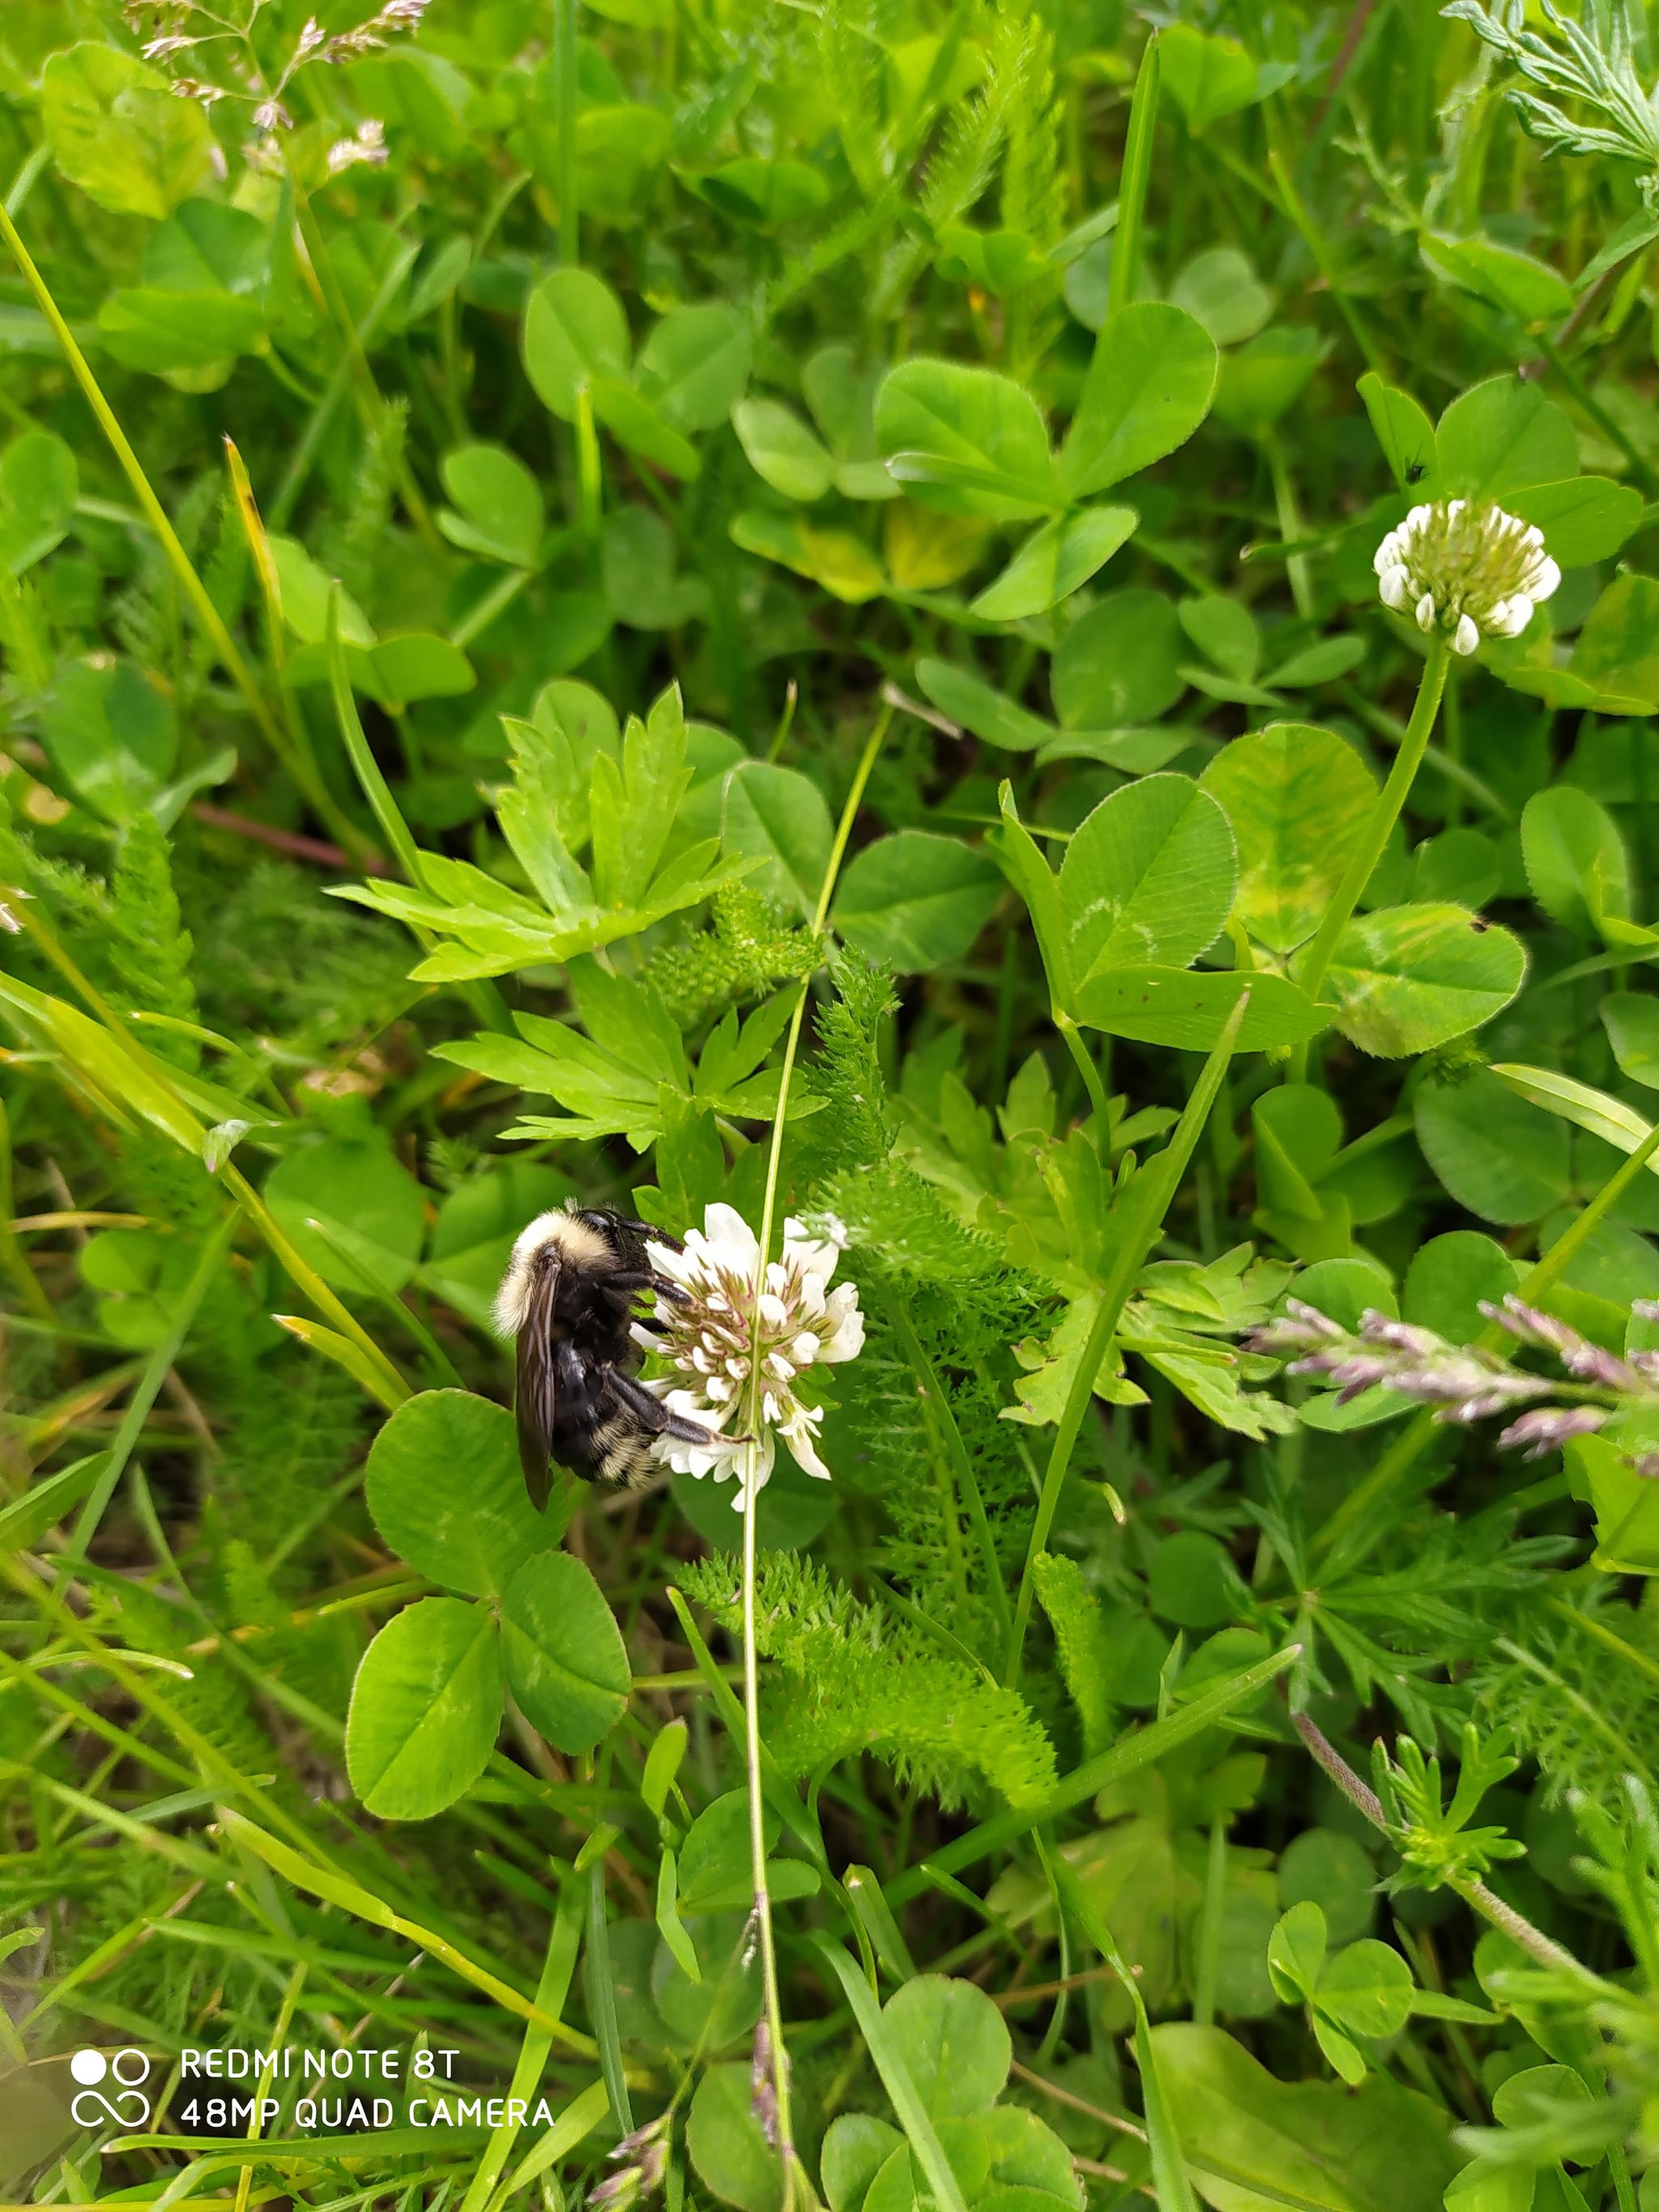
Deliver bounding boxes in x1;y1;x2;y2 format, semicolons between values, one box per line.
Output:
701;1203;761;1276
1452;612;1479;655
1416;593;1436;634
1378;567;1410;611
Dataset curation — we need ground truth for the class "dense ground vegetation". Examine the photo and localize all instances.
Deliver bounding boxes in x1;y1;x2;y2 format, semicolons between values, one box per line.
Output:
15;0;1659;2204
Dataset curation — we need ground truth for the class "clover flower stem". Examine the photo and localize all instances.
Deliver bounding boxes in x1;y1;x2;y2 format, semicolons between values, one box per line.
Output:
1290;1712;1591;1979
736;699;892;2206
1289;637;1449;1081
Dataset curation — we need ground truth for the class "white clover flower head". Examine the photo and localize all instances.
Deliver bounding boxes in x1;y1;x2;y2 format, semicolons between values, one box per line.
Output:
639;1202;864;1505
1373;499;1559;655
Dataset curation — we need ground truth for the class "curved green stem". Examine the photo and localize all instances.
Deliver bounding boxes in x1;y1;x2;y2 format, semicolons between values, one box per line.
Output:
1290;638;1449;1080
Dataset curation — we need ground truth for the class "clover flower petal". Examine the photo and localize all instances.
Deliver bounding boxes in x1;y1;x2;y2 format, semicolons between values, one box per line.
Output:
1373;498;1559;654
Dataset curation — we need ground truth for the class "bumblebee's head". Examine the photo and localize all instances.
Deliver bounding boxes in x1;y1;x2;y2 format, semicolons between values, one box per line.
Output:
493;1206;612;1337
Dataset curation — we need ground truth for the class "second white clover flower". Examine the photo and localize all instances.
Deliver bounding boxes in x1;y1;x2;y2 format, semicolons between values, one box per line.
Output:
1374;498;1560;656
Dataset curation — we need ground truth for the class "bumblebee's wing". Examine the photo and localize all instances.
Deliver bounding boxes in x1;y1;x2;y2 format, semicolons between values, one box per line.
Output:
514;1261;561;1511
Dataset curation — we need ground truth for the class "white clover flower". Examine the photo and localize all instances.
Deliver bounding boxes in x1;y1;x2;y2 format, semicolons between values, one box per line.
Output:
638;1202;864;1505
1373;499;1560;656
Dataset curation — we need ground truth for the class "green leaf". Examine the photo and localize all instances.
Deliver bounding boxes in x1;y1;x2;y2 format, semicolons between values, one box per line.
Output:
701;156;830;223
498;1552;630;1753
881;1976;1011;2122
1146;2022;1456;2211
915;660;1052;751
269;534;375;646
1073;967;1328;1050
0;429;78;574
1414;1069;1572;1224
1278;1833;1377;1946
1266;1900;1328;2005
639;301;752;431
1060;774;1237;973
365;1390;561;1596
822;2116;906;2212
591;375;701;480
41;45;215;219
1059;301;1218;501
1171;247;1275;347
438;443;545;567
1435;376;1577;502
590;682;693;910
345;1597;503;1821
263;1138;427;1296
687;2063;784;2212
1421;233;1573;323
41;656;178;824
1179;593;1260;683
1404;1231;1520;1341
1508;475;1642;564
970;506;1138;620
1159;24;1263;130
876;360;1057;519
1201;724;1376;955
522;268;631;420
1051;589;1186;728
731;397;837;501
1315;1940;1412;2042
730;507;886;601
1564;572;1659;709
1521;787;1631;936
98;288;267;376
1602;993;1659;1090
1313;904;1526;1057
1490;1063;1659;1174
1579;1430;1659;1573
723;760;833;918
834;832;1000;970
1358;373;1439;495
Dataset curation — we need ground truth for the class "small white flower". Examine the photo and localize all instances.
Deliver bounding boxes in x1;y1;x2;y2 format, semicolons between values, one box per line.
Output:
639;1203;864;1505
1374;499;1560;655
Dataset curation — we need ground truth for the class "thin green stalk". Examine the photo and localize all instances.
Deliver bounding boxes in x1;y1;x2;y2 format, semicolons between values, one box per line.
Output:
735;700;891;2206
555;0;581;266
1290;638;1449;1079
0;199;328;805
1004;987;1253;1686
1107;37;1161;326
1318;1108;1659;1566
1262;429;1313;620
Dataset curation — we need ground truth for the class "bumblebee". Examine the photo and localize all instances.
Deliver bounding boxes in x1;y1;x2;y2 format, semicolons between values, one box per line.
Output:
494;1205;719;1507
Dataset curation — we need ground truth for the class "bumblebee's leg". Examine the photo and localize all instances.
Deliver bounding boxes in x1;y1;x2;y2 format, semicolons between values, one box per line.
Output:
606;1367;672;1433
614;1216;683;1249
602;1269;690;1302
609;1368;728;1447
